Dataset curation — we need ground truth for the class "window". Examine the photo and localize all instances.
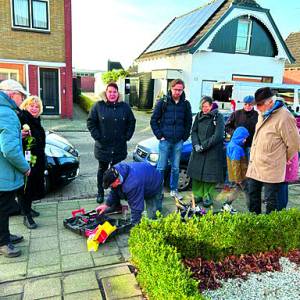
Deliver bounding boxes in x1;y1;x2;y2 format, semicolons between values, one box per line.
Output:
236;18;252;53
232;74;273;83
0;69;19;82
12;0;49;31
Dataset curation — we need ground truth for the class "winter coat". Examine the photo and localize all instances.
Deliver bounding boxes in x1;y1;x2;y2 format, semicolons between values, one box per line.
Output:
18;110;46;200
247;101;300;183
226;127;249;183
150;91;192;143
87;92;136;163
106;162;163;212
187;110;225;183
225;108;258;147
0;91;30;191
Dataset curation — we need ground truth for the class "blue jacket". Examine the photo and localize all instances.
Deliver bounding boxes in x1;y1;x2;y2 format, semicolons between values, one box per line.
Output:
0;91;30;191
150;91;192;143
106;162;163;212
226;126;249;161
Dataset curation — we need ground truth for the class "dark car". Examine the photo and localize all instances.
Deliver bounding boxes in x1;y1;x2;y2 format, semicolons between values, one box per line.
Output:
44;131;80;192
133;111;231;191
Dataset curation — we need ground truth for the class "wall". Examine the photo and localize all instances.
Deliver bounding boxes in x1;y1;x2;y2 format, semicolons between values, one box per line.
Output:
284;70;300;84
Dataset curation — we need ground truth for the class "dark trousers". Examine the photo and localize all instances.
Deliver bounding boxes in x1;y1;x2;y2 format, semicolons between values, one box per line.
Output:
17;186;31;216
277;182;288;210
247;178;280;214
0;190;16;246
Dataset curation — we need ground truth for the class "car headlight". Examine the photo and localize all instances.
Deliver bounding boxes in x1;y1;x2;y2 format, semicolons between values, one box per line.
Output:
45;144;74;158
149;153;159;163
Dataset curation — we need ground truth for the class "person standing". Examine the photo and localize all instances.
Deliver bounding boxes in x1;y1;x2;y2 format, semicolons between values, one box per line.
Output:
18;96;46;229
246;87;300;214
87;82;136;204
0;79;31;257
187;96;225;207
150;79;192;199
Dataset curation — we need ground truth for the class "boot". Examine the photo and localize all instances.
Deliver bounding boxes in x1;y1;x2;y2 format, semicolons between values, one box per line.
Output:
0;244;21;257
9;234;23;244
23;215;37;229
96;194;104;204
30;208;40;217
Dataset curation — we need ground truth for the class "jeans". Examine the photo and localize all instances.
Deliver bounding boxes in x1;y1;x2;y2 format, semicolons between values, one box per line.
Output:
0;191;15;246
277;182;288;210
156;140;183;191
247;178;280;214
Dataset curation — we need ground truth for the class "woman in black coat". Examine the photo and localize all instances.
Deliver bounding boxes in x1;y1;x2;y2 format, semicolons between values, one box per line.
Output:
87;82;136;204
18;96;46;229
187;96;225;207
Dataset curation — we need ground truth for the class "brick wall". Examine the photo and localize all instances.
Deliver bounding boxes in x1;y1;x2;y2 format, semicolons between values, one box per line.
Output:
0;0;65;63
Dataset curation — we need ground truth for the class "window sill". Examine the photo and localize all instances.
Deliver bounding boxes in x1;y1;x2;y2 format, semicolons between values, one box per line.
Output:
11;27;50;34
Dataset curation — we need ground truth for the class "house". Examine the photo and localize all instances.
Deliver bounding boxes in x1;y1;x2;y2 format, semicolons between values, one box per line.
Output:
0;0;73;118
73;69;104;93
284;32;300;84
134;0;294;112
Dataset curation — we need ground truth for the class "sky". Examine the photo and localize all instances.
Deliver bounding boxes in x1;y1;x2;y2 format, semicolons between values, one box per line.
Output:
72;0;300;71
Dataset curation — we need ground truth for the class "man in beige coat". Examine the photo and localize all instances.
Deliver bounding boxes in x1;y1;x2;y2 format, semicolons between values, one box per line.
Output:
246;87;300;214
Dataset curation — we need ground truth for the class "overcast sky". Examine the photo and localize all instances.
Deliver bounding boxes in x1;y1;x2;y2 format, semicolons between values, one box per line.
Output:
72;0;300;70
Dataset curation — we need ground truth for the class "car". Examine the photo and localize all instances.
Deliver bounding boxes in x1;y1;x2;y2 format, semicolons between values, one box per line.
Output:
133;111;231;191
44;131;80;193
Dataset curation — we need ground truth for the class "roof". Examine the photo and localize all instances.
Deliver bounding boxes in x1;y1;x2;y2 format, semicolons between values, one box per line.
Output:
137;0;293;63
285;32;300;68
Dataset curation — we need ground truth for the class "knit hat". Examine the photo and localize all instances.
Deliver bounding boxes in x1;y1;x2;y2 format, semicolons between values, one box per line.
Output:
103;167;119;189
0;79;29;96
243;95;255;104
254;87;274;105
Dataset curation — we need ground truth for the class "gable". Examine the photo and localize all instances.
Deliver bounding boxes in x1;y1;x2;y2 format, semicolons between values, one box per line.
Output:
285;32;300;69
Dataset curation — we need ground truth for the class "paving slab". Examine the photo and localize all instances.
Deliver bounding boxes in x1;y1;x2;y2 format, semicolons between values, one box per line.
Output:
60;239;87;255
0;261;27;282
30;236;59;252
30;227;58;238
64;289;102;300
93;254;124;267
0;281;24;296
61;252;94;272
27;264;61;277
63;271;99;294
28;249;60;268
1;295;23;300
96;265;131;279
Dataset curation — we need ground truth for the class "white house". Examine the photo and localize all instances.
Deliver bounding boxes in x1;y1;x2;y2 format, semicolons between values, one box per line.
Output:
134;0;294;112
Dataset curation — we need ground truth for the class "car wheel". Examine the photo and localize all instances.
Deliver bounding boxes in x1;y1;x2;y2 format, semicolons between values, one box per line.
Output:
178;165;191;191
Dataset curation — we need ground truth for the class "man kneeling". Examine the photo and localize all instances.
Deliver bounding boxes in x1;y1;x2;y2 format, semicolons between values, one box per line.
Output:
97;162;163;225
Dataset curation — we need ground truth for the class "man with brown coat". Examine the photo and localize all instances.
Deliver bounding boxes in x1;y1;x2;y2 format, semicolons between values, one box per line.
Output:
246;87;300;214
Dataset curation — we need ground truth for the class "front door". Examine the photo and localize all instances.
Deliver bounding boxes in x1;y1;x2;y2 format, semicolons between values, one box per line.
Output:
40;68;59;115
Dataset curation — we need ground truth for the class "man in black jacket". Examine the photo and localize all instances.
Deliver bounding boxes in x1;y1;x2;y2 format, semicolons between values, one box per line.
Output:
150;79;192;199
87;82;136;203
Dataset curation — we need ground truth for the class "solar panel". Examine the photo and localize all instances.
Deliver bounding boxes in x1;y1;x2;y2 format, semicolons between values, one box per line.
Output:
145;0;226;53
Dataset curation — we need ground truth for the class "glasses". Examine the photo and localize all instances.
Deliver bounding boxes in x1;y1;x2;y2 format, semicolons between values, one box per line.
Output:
172;88;183;92
14;92;25;100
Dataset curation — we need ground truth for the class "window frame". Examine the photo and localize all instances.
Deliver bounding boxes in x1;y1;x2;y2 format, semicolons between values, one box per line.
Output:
235;18;252;54
11;0;50;32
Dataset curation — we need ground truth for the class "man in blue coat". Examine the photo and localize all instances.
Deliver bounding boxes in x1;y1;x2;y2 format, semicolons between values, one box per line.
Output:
96;162;163;225
0;80;31;257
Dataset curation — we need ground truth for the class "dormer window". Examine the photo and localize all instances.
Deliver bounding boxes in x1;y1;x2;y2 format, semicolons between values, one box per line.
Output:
236;18;252;53
11;0;49;31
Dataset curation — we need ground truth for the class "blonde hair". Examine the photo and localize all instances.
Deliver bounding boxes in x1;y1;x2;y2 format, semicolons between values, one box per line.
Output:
20;95;43;116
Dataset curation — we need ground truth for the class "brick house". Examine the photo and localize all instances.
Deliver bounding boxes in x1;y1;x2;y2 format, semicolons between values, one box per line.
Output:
284;32;300;84
0;0;72;118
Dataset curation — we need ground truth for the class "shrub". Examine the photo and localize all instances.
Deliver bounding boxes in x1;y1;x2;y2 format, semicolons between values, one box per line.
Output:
129;209;300;299
76;93;95;113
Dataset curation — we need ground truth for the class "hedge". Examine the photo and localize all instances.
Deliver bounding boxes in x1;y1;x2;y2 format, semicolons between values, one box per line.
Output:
128;209;300;299
76;93;95;113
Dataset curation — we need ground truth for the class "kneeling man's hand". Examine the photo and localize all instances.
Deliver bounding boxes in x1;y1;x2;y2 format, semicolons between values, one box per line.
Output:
96;204;109;215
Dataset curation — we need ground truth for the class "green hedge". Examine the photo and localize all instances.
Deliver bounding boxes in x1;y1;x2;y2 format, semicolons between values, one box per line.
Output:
76;93;95;113
129;209;300;299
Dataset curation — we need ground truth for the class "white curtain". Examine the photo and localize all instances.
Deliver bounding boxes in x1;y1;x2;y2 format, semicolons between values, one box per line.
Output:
32;0;48;29
13;0;29;27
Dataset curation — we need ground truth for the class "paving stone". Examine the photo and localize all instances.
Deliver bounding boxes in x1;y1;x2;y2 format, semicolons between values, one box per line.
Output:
63;271;98;294
0;281;24;296
28;249;60;268
90;244;120;258
9;216;24;225
96;265;130;279
58;230;83;241
61;252;93;272
0;295;23;300
30;227;58;238
115;234;129;248
119;247;130;261
121;297;143;300
33;209;57;217
0;262;27;282
60;239;87;255
58;201;80;210
64;289;102;300
93;254;123;267
102;274;142;300
38;216;58;226
27;264;61;277
23;277;61;300
9;225;30;236
30;236;59;252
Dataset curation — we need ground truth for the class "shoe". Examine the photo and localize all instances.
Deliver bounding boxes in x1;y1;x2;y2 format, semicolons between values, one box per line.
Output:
9;234;23;244
0;243;21;257
30;208;40;217
195;197;203;204
170;190;183;200
221;203;237;214
23;216;37;229
96;194;104;204
203;197;213;208
105;204;123;215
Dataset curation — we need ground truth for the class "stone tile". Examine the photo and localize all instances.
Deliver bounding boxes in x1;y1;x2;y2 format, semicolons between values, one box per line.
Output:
9;225;30;236
33;203;57;210
9;216;24;225
102;274;142;299
93;254;123;267
64;290;102;300
30;236;59;252
61;252;93;272
119;247;130;261
90;244;120;258
30;227;58;238
0;281;24;296
96;265;130;279
58;230;83;241
34;209;57;217
23;277;61;300
28;249;60;268
0;245;29;265
0;262;27;282
115;234;129;248
38;216;58;226
63;271;98;294
27;264;61;277
60;239;87;255
58;201;80;210
0;295;23;300
121;297;143;300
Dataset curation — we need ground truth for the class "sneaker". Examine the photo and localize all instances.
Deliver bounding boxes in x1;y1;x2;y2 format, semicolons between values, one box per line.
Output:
221;203;237;214
23;216;37;229
30;208;40;218
170;190;183;200
9;234;23;244
0;243;21;257
96;194;104;204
